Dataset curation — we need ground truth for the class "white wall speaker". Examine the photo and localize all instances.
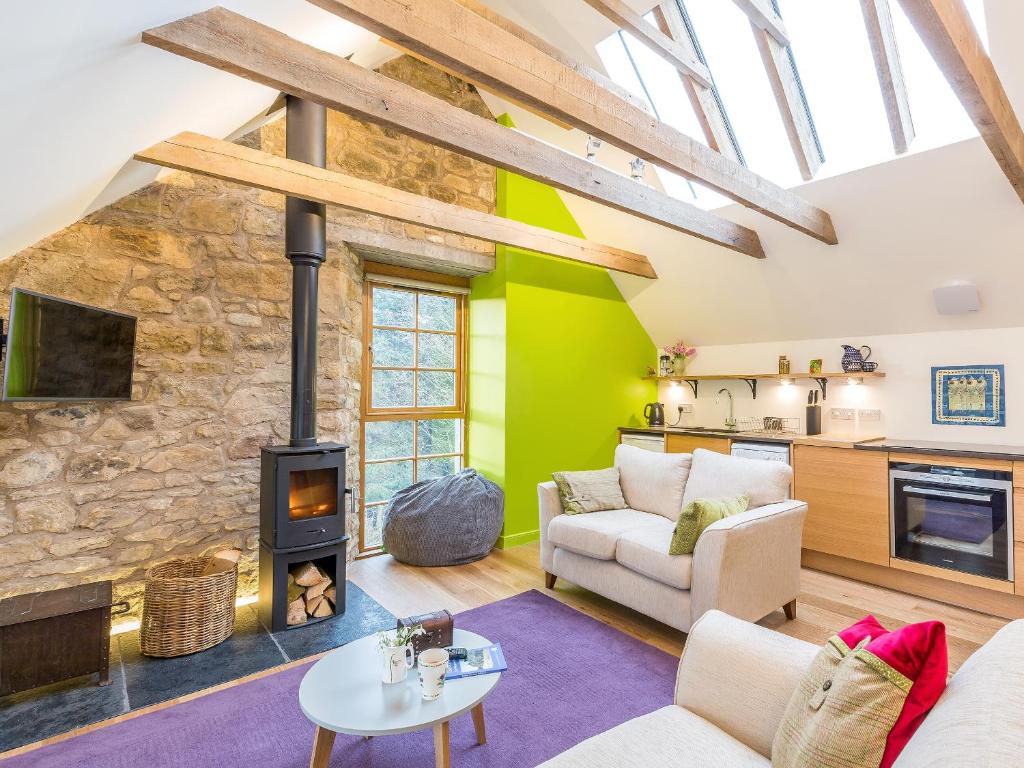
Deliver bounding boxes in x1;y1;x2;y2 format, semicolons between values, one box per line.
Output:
933;284;980;315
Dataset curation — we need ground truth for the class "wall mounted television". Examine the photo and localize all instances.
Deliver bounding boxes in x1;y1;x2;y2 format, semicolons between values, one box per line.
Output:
2;289;137;401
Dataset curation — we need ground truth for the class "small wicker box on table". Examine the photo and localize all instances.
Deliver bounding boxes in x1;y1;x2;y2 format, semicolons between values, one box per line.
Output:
140;555;238;658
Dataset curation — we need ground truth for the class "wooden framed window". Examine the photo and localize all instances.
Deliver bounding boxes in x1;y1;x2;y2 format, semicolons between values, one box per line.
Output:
360;266;469;555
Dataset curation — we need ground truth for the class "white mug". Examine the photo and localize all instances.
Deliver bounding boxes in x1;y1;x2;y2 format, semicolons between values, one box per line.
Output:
417;648;450;700
382;644;414;684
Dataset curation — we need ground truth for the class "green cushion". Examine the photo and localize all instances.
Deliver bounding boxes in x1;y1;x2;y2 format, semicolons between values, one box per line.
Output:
669;495;750;555
551;468;626;515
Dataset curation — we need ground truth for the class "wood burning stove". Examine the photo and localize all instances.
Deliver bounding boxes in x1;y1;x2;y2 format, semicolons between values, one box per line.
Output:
257;95;351;633
260;443;348;551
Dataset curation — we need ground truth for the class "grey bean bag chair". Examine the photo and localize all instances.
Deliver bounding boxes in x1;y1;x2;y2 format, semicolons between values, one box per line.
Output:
382;468;503;566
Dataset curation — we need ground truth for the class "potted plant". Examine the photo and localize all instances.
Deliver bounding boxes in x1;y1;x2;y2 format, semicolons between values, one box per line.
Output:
665;341;697;375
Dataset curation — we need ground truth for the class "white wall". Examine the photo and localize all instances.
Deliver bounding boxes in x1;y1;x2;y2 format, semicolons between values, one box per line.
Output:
660;326;1024;444
0;1;383;262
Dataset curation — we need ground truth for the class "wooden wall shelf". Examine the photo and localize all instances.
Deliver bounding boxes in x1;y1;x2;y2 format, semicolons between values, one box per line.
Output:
642;371;886;399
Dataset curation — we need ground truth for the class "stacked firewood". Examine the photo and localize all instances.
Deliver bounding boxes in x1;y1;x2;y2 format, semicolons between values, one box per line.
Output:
286;562;337;626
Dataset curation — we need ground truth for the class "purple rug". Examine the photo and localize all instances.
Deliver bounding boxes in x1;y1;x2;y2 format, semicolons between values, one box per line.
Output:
4;590;677;768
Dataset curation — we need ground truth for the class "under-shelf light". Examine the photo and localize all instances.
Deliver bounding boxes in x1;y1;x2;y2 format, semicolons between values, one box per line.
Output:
780;377;795;386
847;376;864;385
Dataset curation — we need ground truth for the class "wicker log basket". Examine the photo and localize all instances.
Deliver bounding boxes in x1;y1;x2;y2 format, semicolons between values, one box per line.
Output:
140;550;240;658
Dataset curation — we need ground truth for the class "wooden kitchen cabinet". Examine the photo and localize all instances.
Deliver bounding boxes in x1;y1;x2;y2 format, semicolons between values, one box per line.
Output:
793;445;890;566
666;434;731;455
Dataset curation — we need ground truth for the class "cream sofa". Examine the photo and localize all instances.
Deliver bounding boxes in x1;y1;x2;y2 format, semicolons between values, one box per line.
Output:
539;446;807;632
539;609;1024;767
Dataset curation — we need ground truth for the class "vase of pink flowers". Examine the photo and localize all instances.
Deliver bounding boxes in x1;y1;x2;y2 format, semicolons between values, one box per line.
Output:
666;341;697;375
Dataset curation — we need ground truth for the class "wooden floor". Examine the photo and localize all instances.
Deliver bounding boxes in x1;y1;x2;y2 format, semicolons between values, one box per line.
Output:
351;541;1011;672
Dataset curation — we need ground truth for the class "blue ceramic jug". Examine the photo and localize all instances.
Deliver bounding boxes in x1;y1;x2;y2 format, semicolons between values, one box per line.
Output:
841;344;872;372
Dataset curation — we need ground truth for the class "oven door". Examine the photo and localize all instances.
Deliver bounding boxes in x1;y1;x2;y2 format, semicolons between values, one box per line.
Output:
890;474;1011;581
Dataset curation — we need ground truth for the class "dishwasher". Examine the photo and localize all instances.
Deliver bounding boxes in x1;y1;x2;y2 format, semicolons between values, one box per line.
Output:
731;441;791;498
620;433;665;452
730;441;790;464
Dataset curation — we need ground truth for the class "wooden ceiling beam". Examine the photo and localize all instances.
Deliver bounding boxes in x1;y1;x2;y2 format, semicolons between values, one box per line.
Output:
451;0;651;113
142;8;765;259
731;0;790;46
730;0;823;181
305;0;837;244
861;0;915;154
652;2;742;164
134;132;658;278
341;223;495;277
895;0;1024;202
580;0;712;88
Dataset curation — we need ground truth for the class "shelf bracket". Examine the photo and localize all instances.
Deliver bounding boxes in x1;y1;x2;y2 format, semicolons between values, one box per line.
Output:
813;377;828;401
742;378;758;399
684;379;698;398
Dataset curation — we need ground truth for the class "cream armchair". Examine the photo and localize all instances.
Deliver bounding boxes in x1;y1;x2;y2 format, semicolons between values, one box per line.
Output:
539;610;1024;767
538;446;807;632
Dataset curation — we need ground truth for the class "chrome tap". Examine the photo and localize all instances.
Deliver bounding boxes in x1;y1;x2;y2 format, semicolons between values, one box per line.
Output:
716;388;736;429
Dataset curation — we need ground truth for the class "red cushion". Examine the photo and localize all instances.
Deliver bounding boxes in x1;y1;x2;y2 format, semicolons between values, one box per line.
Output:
838;615;948;767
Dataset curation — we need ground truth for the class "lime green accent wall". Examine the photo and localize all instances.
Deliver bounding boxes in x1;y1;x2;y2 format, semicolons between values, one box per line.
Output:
468;114;656;548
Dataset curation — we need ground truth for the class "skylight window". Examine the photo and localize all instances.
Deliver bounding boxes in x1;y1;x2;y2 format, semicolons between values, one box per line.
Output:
595;0;988;209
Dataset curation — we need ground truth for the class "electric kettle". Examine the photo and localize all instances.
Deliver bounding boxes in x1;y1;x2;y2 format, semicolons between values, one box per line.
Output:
644;402;665;427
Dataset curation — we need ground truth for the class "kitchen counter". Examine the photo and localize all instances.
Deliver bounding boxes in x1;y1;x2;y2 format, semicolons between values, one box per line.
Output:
618;426;884;447
854;438;1024;461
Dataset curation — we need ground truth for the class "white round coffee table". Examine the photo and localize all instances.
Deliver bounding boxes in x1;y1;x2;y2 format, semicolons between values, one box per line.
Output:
299;628;500;768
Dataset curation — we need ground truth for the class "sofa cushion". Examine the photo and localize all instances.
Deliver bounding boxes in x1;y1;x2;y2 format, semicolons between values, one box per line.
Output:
773;616;947;768
615;519;692;589
535;705;769;768
681;449;791;509
548;508;664;560
670;494;750;555
552;467;626;514
614;443;691;520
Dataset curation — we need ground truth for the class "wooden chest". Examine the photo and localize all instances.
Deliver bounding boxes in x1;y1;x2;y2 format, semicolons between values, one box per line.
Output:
0;581;126;696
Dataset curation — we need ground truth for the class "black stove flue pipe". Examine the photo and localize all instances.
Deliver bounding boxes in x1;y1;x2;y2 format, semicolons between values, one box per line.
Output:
285;95;327;448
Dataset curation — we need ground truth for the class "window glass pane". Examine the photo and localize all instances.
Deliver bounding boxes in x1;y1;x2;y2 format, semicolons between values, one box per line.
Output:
417;419;461;457
417;371;456;408
417;332;456;369
365;421;414;461
419;455;461;482
418;293;457;331
372;328;415;368
364;460;414;503
373;287;415;328
364;504;386;549
372;369;414;408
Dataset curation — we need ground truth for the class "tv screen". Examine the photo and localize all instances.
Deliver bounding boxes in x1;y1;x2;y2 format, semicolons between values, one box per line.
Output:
2;289;137;401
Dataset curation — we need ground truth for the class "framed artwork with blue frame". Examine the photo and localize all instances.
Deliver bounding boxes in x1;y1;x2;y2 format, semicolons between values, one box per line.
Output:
931;365;1005;427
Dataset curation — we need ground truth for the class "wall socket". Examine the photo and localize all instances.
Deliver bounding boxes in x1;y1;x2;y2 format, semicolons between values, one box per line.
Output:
830;408;856;421
677;404;694;414
858;409;882;422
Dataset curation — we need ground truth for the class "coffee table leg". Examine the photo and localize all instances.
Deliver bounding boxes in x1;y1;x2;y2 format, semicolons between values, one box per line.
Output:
434;720;451;768
471;702;487;745
309;726;336;768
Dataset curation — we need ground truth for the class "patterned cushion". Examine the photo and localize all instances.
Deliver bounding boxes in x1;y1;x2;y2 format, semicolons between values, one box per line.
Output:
552;467;626;515
669;495;749;555
772;616;947;768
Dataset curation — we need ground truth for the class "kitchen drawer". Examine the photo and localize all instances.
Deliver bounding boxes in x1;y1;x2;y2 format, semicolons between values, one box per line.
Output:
665;434;731;455
794;445;889;566
1015;462;1024;488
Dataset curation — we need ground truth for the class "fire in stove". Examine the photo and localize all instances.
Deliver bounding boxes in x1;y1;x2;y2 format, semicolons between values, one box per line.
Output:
288;468;338;520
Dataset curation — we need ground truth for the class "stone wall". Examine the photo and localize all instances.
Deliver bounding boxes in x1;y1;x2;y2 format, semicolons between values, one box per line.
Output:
0;57;495;618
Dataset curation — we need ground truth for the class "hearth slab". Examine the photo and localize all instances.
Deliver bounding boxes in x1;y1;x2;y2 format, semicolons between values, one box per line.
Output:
117;604;287;709
0;636;127;752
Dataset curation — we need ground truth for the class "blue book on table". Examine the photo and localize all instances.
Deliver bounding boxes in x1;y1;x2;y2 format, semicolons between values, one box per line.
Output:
446;643;507;680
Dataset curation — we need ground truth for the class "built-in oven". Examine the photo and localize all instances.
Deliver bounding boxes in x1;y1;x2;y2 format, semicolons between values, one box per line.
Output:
890;462;1013;582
